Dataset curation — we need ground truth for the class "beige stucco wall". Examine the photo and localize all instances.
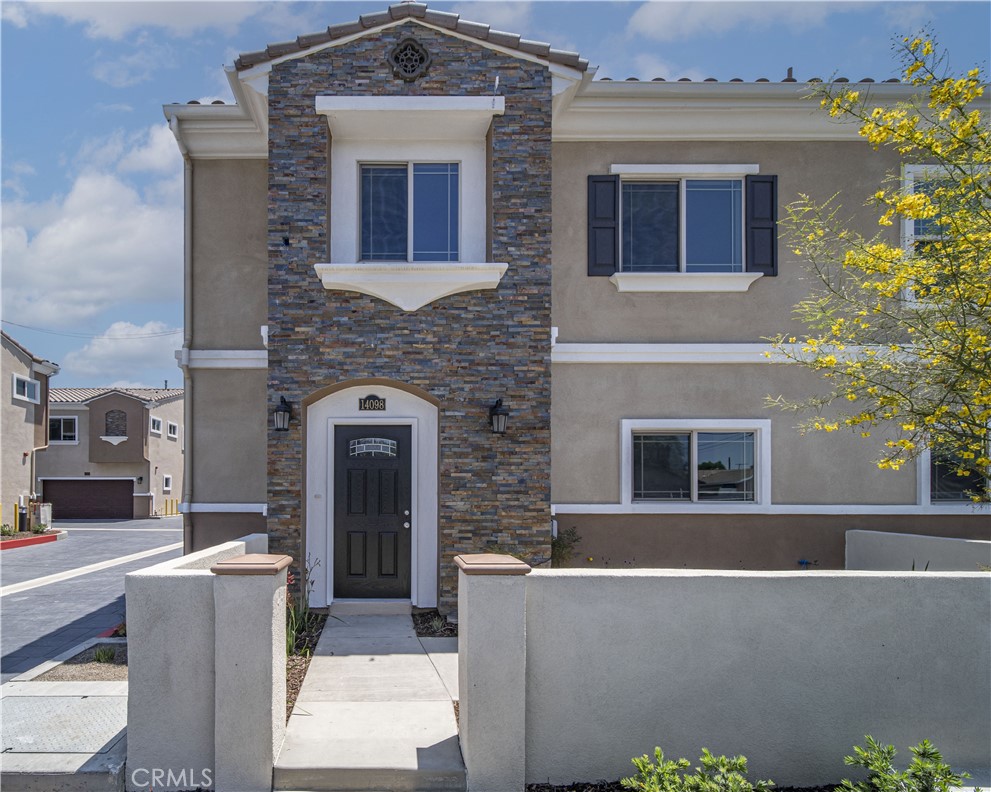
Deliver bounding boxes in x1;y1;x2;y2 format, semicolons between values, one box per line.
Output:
147;396;185;513
551;140;901;343
191;159;268;349
190;369;266;502
551;362;916;505
1;337;48;524
86;393;148;464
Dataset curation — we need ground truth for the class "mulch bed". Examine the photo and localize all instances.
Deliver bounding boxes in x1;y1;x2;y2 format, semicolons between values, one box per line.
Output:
286;613;327;720
0;529;60;542
412;608;457;637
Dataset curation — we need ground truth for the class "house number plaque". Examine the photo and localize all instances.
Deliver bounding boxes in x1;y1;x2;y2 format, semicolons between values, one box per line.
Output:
359;394;386;411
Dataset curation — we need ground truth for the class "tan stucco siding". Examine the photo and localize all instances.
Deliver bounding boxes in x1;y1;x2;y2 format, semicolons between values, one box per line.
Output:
147;397;185;510
190;369;266;502
551;362;917;506
191;160;267;349
86;394;148;464
551;140;901;343
37;408;90;477
2;339;46;522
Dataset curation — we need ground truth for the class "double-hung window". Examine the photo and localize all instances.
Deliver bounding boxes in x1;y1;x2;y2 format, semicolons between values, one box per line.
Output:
167;421;179;440
929;451;988;503
12;374;40;404
150;417;162;435
360;163;459;262
622;179;743;273
49;416;77;443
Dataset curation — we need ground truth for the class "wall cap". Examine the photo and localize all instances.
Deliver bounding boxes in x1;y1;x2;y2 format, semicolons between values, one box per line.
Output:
211;553;293;575
455;553;531;575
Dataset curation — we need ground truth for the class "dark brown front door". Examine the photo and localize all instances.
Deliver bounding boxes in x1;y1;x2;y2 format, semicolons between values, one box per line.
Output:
334;425;412;598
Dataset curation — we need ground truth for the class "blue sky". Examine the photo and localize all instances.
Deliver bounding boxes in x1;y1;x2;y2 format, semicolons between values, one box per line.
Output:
2;0;989;387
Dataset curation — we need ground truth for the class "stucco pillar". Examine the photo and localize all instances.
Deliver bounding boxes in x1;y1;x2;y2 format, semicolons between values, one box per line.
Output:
456;553;531;792
211;553;292;792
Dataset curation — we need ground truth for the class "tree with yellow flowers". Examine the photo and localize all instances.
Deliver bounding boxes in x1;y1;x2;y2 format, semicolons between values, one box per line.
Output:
771;34;990;500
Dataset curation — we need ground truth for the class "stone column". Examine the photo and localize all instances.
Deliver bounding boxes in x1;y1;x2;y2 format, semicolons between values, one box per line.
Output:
456;553;531;792
211;553;292;792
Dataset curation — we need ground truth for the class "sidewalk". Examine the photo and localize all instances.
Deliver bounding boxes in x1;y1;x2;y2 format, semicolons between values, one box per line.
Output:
274;613;465;792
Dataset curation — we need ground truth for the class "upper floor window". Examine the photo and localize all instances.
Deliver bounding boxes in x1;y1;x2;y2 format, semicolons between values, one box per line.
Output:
12;374;40;404
150;416;162;435
930;452;988;503
360;163;459;263
163;474;173;494
167;421;179;440
49;416;77;443
622;179;742;273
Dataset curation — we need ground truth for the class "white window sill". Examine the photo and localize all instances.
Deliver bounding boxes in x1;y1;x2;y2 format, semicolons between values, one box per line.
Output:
49;440;79;446
314;261;509;311
609;272;763;293
100;436;128;446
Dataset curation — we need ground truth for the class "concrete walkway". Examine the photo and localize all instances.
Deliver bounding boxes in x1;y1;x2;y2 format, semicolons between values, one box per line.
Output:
275;614;464;792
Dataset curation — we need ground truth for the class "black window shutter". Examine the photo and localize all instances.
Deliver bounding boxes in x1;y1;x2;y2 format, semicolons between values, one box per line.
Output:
746;174;778;276
588;175;619;276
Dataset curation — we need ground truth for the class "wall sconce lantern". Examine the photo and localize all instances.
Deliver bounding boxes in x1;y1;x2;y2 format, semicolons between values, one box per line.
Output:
489;398;509;435
274;396;292;432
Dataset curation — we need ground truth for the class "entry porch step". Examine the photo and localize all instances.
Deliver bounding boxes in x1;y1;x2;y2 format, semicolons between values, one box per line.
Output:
329;599;412;617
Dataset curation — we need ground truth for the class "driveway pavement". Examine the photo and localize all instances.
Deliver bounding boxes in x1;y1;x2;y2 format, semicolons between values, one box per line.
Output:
0;517;183;683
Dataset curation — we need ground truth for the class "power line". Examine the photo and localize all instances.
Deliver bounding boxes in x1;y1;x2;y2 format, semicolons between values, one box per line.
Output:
1;320;182;340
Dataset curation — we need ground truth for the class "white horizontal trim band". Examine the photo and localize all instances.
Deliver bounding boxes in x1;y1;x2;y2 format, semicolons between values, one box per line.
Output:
180;502;268;516
609;272;763;293
183;349;268;369
553;503;990;516
552;343;775;364
38;476;139;482
611;164;760;176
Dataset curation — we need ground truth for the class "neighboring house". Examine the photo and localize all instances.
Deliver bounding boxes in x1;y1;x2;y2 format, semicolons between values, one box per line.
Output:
36;388;184;520
1;331;59;527
164;3;989;613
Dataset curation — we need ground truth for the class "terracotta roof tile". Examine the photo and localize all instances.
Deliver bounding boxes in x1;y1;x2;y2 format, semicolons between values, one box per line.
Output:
50;387;184;405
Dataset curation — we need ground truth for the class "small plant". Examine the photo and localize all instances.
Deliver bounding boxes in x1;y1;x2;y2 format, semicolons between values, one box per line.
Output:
622;747;773;792
93;645;116;664
286;554;322;656
30;522;49;535
0;524;16;536
838;736;978;792
429;614;446;633
551;526;581;566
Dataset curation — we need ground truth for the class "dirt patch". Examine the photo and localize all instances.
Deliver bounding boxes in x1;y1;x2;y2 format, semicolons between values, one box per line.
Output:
287;613;327;720
413;608;457;637
36;643;128;681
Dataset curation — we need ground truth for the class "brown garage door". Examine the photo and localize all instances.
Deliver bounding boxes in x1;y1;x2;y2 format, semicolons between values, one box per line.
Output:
43;479;134;519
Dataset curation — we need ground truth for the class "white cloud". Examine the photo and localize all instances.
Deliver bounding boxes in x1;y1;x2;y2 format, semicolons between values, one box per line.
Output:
119;125;183;174
452;1;533;32
61;321;182;386
92;36;176;88
14;1;260;40
632;53;707;82
93;102;135;113
627;1;843;42
2;130;183;327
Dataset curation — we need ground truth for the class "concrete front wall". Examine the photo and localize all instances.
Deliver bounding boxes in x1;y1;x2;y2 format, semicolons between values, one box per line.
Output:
191;160;268;349
552;362;915;506
1;338;48;523
521;569;991;786
558;513;991;571
267;23;553;610
551;140;900;343
86;393;148;464
847;530;991;572
147;397;185;513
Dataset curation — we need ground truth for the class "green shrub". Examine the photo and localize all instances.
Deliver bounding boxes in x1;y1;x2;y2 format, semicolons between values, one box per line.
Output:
621;747;773;792
93;645;116;664
0;524;16;536
551;526;581;566
30;522;49;534
839;736;978;792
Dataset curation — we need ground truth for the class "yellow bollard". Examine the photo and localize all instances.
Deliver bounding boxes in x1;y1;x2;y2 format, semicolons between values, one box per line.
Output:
13;503;19;533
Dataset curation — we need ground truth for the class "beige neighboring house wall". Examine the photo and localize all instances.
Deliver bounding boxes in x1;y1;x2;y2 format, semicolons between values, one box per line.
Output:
1;332;58;526
37;388;184;519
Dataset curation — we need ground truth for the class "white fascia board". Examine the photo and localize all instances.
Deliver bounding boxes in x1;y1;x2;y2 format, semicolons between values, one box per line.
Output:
553;82;921;142
553;502;991;516
163;103;266;159
180;502;268;516
185;349;268;369
316;96;504;140
31;360;60;377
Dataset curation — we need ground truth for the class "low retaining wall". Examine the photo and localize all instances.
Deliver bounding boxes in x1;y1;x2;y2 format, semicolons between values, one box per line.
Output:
126;533;289;792
458;560;990;791
846;529;991;572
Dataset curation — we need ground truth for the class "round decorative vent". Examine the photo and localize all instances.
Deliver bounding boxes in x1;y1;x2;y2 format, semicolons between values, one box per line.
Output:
388;38;432;82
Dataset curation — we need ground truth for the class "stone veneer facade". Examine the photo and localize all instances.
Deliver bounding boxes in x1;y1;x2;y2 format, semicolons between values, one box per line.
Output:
266;23;552;611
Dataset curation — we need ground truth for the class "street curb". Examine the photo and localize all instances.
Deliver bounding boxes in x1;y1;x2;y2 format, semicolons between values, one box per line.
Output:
0;531;66;551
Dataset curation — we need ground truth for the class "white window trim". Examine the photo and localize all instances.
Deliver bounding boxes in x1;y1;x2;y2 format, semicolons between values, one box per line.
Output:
150;416;163;435
163;475;173;494
49;416;79;445
12;374;41;404
608;164;760;293
620;418;772;510
901;163;942;251
166;421;179;439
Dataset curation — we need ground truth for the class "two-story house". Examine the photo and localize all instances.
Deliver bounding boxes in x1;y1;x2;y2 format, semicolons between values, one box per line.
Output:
1;331;59;527
36;388;184;520
165;4;989;613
